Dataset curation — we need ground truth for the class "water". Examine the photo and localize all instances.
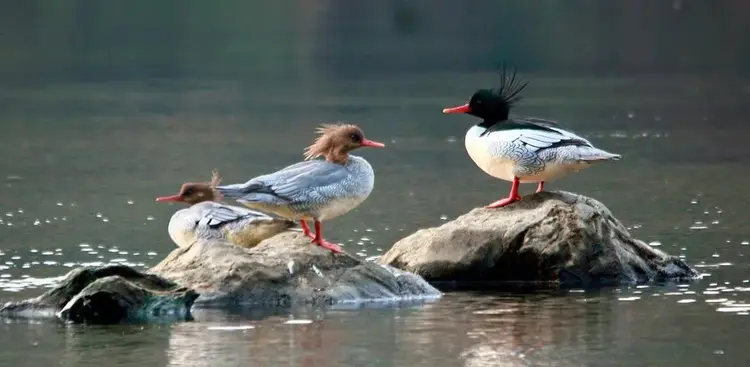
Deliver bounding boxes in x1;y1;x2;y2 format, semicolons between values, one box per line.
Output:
2;1;750;366
2;290;750;366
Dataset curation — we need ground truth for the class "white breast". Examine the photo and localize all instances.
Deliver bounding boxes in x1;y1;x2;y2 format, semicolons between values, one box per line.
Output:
464;125;517;181
317;196;368;221
167;209;200;248
312;155;374;221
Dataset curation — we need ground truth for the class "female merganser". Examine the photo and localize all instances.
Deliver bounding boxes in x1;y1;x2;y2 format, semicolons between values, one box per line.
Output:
156;171;297;248
442;67;621;208
214;124;385;253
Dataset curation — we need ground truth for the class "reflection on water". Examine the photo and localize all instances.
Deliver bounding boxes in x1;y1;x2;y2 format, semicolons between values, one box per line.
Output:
162;288;750;366
3;288;748;366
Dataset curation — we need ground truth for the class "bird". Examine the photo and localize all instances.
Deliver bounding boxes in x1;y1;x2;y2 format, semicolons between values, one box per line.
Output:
214;123;385;253
155;170;297;249
442;66;621;208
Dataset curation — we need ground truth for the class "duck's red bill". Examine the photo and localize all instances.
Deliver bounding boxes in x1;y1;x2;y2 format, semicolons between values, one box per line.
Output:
155;194;183;202
442;104;471;114
361;139;385;148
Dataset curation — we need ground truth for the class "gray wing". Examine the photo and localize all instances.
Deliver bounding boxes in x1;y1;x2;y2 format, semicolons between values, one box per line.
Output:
216;160;349;205
197;202;272;228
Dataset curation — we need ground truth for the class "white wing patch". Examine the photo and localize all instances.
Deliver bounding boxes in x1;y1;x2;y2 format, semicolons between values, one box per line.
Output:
484;124;593;153
515;130;568;150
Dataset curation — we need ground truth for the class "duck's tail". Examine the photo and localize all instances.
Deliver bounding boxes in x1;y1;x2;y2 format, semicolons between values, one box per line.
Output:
577;147;622;162
213;181;263;203
563;145;622;163
214;184;246;199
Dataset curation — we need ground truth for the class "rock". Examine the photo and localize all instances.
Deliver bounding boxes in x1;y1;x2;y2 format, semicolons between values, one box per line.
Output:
150;231;441;307
0;265;197;323
379;191;699;286
0;233;439;324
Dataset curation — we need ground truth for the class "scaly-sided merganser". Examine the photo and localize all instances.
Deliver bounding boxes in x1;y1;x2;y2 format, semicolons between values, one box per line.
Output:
214;124;385;253
156;171;296;248
442;67;621;208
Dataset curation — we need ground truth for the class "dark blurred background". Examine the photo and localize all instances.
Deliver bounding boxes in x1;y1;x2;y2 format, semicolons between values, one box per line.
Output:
1;0;747;84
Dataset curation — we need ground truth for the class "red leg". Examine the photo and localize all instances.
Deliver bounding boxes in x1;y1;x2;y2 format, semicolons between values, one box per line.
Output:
536;181;545;193
486;177;522;208
299;220;314;239
311;219;342;253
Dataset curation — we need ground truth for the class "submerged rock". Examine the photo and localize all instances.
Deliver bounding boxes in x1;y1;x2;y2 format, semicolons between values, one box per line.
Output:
379;191;698;286
0;265;197;323
150;231;441;307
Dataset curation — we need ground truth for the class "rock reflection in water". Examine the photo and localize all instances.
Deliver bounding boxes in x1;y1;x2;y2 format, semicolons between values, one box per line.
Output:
166;308;345;367
161;292;623;367
388;292;618;366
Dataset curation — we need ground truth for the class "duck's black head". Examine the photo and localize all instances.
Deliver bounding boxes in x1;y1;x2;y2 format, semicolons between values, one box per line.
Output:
442;66;528;123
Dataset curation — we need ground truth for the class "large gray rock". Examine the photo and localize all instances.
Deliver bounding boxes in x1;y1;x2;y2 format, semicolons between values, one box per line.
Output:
150;231;441;307
379;191;698;286
0;265;197;323
1;232;440;324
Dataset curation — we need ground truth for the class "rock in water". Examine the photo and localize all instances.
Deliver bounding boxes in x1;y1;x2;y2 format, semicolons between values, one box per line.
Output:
0;265;197;323
379;191;698;286
0;233;439;324
150;231;441;307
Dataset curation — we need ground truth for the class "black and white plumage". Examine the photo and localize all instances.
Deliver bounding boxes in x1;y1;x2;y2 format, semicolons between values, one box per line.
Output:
442;65;621;208
465;117;620;183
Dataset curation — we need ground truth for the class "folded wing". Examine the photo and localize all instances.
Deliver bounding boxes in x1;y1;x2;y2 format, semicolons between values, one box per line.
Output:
198;202;273;228
484;118;593;154
216;160;350;206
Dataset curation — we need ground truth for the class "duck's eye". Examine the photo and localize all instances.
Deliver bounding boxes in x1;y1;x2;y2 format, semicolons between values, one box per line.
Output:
182;188;193;196
349;133;361;142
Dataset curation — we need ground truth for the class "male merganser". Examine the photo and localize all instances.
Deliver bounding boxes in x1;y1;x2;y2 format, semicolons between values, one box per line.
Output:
155;171;296;248
442;67;621;208
214;124;385;253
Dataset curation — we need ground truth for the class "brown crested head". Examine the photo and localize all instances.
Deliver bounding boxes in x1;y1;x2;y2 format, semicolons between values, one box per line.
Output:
155;170;222;206
303;123;385;164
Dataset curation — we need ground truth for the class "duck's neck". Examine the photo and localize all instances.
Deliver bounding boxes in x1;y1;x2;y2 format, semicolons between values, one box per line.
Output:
324;150;349;165
186;199;210;207
477;119;503;130
185;194;215;206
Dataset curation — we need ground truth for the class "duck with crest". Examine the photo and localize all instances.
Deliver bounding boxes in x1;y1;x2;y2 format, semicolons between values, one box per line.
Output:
214;124;385;253
155;170;297;249
442;66;621;208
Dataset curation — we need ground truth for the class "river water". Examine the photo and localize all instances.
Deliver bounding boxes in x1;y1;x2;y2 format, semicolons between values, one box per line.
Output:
1;2;749;366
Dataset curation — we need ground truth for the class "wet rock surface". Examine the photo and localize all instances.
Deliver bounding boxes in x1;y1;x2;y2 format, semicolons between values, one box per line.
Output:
0;265;197;323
